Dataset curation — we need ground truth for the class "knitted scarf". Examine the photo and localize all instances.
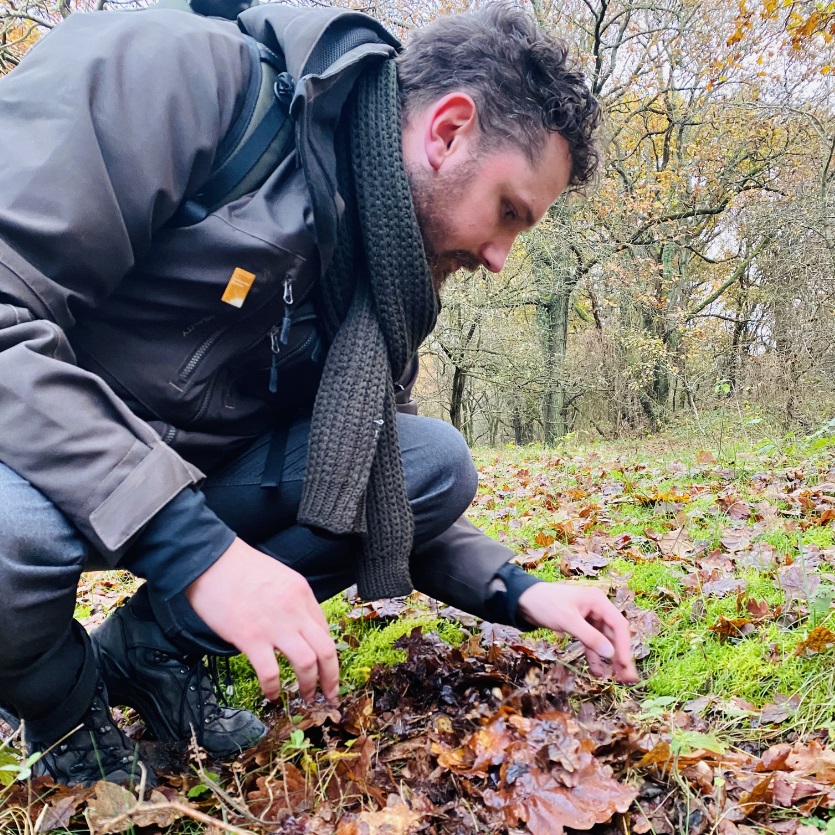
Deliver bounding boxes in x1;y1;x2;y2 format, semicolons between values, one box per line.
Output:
297;58;439;600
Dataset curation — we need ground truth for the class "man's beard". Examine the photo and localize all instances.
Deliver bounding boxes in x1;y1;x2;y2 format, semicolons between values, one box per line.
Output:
406;160;482;293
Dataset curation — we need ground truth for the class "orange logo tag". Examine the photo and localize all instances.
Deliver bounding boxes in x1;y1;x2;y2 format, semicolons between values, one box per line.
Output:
221;268;256;308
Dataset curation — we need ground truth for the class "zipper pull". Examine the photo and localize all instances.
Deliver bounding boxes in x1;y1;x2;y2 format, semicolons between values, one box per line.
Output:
269;326;280;394
280;276;295;345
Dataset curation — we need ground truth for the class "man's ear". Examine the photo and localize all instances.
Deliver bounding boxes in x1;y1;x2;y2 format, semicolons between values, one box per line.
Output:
424;93;478;172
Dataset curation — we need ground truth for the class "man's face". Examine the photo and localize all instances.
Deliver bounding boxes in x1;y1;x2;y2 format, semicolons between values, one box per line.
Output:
407;131;572;290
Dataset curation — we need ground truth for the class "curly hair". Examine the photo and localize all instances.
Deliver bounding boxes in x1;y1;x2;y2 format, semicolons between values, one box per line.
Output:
396;3;601;188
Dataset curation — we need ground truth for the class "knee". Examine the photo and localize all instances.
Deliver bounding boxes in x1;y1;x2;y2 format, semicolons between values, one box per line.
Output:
400;416;479;539
430;420;479;511
0;464;85;661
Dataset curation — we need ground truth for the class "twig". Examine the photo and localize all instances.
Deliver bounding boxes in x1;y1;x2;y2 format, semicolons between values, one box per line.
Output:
92;800;256;835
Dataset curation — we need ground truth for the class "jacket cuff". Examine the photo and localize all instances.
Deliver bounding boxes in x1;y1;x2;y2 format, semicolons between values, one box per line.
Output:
120;487;236;600
485;562;543;630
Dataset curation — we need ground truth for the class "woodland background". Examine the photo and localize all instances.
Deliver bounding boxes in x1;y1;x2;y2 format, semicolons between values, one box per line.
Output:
3;0;835;446
3;2;835;833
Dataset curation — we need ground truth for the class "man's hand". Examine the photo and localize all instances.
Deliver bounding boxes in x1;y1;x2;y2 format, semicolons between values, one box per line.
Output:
517;582;638;683
185;537;339;702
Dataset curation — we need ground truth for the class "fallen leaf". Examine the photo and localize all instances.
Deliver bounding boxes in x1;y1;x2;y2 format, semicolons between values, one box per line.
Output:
794;625;835;656
336;802;422;835
709;616;754;640
656;528;696;559
36;795;84;833
131;791;184;828
777;563;820;603
84;782;137;834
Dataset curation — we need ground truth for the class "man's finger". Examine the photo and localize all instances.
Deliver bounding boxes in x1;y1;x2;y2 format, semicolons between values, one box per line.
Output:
245;643;283;702
560;610;615;662
583;645;609;678
300;623;340;701
593;603;640;683
307;596;332;634
275;632;323;701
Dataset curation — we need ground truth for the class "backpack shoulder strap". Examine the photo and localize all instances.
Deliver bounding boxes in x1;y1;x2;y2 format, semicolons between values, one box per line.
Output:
170;34;294;227
169;9;390;229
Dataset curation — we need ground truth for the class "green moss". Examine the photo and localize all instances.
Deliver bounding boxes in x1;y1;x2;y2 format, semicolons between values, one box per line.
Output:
530;559;565;583
761;528;795;555
802;525;835;549
606;557;684;607
339;616;464;687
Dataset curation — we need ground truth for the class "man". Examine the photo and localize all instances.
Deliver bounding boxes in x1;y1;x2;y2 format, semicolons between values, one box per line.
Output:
0;1;637;787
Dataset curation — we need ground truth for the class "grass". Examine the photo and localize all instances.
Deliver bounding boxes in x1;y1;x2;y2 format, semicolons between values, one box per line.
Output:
464;427;835;747
2;421;834;832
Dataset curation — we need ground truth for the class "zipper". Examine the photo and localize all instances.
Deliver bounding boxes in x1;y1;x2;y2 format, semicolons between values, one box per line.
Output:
268;324;317;395
270;275;296;394
177;270;307;386
269;326;281;393
178;327;229;383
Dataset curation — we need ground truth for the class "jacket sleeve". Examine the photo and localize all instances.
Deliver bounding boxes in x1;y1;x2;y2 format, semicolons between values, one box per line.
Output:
410;516;517;621
0;9;251;562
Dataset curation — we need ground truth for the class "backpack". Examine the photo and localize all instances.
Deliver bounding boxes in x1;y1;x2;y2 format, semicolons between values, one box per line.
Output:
155;0;390;229
149;0;291;227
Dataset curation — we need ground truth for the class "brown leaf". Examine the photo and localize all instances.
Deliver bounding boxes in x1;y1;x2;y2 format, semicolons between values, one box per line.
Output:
656;527;696;559
726;501;753;521
794;626;835;656
336;803;422;835
130;791;184;828
759;696;799;725
483;761;636;835
534;531;555;546
563;544;611;576
736;774;773;820
696;450;716;464
682;761;714;794
36;795;84;833
84;782;137;834
759;744;792;772
721;529;753;553
745;598;772;618
702;577;748;598
778;563;821;602
709;616;754;640
785;739;835;782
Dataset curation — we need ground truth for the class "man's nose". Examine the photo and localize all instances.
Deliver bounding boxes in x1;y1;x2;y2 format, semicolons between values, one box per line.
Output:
480;237;514;273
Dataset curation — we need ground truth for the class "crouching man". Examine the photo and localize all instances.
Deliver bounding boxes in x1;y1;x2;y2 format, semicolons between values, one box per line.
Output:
0;1;637;785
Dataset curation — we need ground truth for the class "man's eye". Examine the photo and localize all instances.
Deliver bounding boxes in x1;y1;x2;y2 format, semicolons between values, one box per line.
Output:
503;203;517;221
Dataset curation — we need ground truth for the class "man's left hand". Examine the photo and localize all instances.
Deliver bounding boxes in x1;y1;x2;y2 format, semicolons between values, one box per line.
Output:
517;582;639;683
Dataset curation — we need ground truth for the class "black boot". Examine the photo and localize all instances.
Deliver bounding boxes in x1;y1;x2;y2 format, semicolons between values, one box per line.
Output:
92;604;266;758
2;680;154;788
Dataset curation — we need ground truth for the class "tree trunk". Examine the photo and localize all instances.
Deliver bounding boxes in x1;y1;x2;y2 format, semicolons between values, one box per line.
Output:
449;364;467;431
539;288;572;445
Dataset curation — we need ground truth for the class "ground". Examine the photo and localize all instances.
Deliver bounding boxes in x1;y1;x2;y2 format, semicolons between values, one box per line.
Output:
2;424;835;834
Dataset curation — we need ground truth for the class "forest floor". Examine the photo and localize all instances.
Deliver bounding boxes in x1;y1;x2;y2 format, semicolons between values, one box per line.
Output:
2;426;835;834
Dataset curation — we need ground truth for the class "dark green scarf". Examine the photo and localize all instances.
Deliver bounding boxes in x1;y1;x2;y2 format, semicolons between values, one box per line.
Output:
297;58;439;599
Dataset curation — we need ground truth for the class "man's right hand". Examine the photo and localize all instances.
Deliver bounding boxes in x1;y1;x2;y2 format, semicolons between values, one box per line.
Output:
184;537;339;702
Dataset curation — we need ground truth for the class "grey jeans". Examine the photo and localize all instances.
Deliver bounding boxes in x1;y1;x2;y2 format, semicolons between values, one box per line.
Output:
0;414;477;734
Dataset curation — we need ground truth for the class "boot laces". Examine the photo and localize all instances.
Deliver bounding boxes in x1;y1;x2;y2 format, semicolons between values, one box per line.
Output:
48;684;137;773
152;650;230;733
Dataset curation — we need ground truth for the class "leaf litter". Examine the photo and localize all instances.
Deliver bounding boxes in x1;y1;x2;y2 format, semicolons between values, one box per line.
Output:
2;439;835;833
